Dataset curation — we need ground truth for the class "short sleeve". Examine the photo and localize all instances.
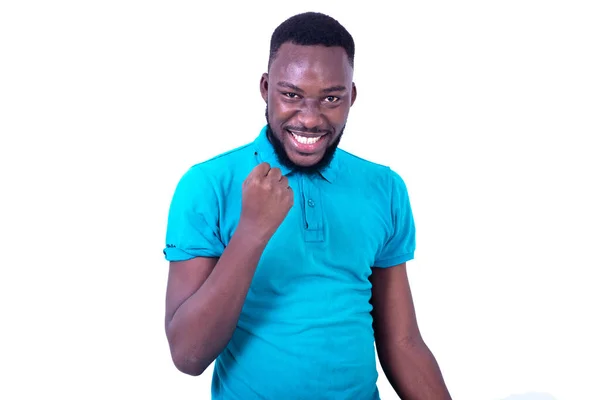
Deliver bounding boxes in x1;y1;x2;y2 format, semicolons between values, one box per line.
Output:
163;165;225;261
373;168;416;268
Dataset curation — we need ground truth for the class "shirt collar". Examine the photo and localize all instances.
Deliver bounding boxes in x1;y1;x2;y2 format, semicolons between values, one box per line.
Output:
253;125;339;183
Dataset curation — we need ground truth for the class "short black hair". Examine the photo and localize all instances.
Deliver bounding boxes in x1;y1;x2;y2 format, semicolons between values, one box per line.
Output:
268;12;355;70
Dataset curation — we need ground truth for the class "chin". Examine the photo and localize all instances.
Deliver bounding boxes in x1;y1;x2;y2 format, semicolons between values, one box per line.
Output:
285;149;325;167
291;157;322;168
266;122;340;173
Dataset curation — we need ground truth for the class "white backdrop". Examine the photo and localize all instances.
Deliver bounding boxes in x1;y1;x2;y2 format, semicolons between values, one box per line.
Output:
1;1;598;399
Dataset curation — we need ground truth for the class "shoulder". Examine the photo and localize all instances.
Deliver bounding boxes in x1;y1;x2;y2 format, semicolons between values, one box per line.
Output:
191;141;255;174
179;141;255;185
168;142;254;210
335;148;407;191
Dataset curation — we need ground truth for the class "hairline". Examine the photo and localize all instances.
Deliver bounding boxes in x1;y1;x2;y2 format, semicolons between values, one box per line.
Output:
268;40;354;71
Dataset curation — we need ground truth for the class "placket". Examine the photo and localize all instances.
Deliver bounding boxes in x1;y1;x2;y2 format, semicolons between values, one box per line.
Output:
300;174;324;243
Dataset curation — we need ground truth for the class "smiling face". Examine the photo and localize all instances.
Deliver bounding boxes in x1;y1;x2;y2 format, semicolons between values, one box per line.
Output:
260;42;357;172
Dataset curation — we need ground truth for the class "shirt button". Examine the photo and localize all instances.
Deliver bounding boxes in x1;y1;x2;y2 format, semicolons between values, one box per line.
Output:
307;199;315;207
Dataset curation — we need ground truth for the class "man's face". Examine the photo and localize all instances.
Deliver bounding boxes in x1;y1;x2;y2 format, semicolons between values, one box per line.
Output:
260;42;357;172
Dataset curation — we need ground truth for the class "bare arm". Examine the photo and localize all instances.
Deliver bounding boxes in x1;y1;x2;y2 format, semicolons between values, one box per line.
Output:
164;163;292;376
165;227;268;376
370;263;451;399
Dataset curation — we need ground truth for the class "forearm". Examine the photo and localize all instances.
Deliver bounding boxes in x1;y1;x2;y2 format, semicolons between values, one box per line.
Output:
376;336;451;400
167;227;268;375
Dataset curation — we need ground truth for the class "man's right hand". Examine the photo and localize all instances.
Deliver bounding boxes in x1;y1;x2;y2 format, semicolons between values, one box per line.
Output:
166;164;292;376
238;162;294;240
238;162;294;241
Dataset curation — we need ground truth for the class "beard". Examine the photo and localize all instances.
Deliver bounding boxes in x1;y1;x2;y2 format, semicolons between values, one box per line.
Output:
265;105;344;175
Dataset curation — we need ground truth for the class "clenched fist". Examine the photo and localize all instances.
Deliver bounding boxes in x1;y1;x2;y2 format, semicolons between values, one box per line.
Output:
238;162;294;242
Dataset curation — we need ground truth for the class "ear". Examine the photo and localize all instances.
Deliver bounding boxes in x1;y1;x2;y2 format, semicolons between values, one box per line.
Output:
260;73;269;103
350;82;357;106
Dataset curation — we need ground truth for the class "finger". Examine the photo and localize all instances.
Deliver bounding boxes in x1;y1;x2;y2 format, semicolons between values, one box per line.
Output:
281;177;293;194
267;167;282;181
248;162;271;178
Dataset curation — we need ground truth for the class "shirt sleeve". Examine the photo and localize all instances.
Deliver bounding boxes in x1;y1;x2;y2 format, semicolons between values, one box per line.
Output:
373;168;416;268
163;165;225;261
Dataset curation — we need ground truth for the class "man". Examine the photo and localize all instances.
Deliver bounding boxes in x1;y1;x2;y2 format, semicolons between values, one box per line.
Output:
163;11;451;400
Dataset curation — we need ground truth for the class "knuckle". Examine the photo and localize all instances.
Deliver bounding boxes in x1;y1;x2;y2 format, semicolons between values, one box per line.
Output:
254;162;269;175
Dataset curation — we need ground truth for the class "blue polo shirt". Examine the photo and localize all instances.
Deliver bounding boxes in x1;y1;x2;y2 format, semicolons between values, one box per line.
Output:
164;126;416;400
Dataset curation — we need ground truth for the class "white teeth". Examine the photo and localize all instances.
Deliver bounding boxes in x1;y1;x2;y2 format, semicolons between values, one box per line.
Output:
291;132;321;145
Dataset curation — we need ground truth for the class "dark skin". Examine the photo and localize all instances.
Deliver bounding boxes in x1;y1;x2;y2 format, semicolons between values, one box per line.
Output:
260;42;355;169
165;42;451;399
370;263;452;399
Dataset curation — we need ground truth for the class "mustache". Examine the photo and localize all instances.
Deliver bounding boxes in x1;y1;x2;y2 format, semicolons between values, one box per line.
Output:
284;125;332;135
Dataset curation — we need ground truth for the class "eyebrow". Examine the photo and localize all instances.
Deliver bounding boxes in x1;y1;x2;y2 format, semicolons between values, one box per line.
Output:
321;85;347;94
277;81;347;94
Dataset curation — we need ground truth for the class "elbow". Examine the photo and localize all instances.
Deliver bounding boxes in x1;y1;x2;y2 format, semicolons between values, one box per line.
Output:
375;331;426;353
166;329;210;377
174;359;205;377
170;348;209;377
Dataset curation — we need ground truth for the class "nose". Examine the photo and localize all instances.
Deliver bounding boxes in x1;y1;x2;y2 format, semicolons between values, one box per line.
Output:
297;100;324;130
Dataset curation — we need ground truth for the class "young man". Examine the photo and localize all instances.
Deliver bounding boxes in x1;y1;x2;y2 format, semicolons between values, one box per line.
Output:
163;12;451;400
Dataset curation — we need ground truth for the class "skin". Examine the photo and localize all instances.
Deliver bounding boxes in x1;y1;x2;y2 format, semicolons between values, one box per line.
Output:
165;163;292;376
165;41;451;398
260;42;356;173
370;264;452;399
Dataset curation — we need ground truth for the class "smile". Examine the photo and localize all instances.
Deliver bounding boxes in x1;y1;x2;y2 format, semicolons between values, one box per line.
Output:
291;133;322;144
287;130;327;145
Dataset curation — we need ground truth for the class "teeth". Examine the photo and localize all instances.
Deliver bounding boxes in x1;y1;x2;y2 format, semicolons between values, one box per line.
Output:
291;132;321;145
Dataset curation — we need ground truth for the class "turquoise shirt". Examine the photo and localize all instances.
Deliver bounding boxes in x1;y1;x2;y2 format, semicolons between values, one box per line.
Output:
164;126;416;400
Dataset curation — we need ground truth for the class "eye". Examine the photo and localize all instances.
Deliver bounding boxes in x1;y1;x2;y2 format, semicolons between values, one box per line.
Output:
283;92;300;99
324;96;340;103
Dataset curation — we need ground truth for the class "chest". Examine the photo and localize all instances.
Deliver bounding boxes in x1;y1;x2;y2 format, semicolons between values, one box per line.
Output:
219;174;390;294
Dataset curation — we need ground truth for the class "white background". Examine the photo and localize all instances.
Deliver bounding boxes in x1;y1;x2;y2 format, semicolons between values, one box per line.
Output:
1;1;598;399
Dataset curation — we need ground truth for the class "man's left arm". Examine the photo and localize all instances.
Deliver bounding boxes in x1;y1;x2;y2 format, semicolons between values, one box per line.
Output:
370;263;451;400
